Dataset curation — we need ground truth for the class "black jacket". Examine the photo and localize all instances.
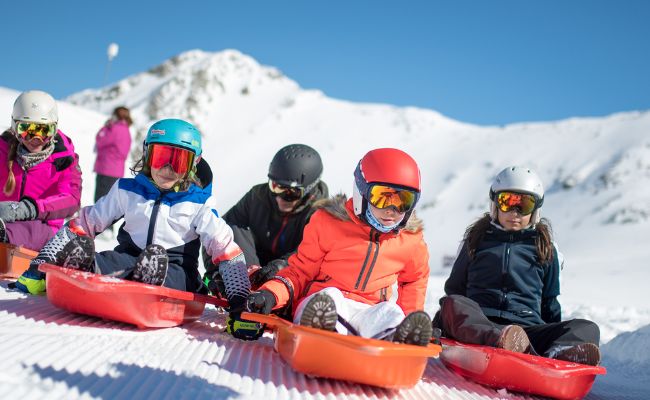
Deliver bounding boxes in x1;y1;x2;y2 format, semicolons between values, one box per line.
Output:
444;224;562;326
223;181;329;266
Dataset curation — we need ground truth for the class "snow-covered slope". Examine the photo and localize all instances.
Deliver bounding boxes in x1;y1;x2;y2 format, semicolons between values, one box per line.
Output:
1;48;649;399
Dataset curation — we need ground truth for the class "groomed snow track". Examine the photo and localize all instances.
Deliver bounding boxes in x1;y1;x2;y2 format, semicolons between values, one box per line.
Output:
0;281;600;400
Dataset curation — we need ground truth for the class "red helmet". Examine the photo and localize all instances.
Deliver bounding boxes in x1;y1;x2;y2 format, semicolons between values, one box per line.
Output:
353;148;421;223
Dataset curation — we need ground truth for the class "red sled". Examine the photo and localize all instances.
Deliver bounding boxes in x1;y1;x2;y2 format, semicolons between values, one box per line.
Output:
439;338;606;400
243;312;442;389
40;264;227;329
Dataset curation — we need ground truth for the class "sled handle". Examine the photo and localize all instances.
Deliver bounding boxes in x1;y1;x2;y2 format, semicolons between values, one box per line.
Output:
190;292;229;308
241;312;291;329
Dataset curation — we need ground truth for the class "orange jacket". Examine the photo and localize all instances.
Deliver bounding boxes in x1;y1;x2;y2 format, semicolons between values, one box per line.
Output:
261;196;430;316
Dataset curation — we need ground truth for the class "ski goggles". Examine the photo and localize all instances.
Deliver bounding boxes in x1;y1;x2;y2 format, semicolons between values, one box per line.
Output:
268;179;305;202
496;191;538;215
367;184;418;213
15;122;57;141
147;144;195;175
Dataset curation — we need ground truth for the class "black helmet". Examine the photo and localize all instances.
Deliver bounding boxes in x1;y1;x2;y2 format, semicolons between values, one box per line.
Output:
268;144;323;193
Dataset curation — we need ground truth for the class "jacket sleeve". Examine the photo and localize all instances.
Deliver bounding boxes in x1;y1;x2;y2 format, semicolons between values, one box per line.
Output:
222;190;252;228
444;240;470;296
194;196;243;263
396;234;430;315
541;243;562;323
260;210;327;309
33;153;82;221
76;179;125;237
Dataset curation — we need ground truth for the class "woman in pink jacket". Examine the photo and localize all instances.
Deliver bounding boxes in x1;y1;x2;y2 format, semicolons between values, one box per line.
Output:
0;90;82;251
93;106;132;201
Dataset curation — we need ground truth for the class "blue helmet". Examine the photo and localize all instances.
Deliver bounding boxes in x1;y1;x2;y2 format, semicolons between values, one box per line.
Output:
145;119;202;157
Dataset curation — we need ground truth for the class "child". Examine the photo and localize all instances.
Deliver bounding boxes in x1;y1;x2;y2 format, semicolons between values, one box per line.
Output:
0;90;81;251
15;119;251;320
247;148;433;346
432;166;601;365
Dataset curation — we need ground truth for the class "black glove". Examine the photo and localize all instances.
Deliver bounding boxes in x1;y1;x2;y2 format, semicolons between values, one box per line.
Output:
246;290;277;315
0;199;37;223
203;271;227;298
250;258;288;287
226;312;264;341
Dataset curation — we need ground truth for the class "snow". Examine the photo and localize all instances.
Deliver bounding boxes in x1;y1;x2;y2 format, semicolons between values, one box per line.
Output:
1;49;650;398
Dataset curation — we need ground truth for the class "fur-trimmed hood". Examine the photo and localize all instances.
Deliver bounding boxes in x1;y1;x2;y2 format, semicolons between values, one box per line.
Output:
313;194;424;233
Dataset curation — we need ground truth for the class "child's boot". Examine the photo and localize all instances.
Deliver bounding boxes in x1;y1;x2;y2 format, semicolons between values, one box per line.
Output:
299;293;337;331
496;325;531;353
31;225;95;272
392;311;433;346
547;343;601;366
132;244;168;286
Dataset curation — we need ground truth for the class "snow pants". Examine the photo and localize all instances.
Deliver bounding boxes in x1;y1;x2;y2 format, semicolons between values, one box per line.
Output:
4;220;54;251
94;250;189;291
294;287;406;339
436;294;600;356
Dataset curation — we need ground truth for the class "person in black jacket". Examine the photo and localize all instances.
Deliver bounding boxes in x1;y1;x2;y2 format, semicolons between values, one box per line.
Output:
432;166;602;365
203;143;328;296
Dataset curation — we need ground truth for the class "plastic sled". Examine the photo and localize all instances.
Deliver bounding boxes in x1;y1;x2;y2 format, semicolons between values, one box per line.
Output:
243;312;442;389
0;243;38;279
439;338;607;400
40;264;227;329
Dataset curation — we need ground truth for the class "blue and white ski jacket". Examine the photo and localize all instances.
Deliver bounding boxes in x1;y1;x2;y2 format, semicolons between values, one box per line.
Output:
76;172;243;292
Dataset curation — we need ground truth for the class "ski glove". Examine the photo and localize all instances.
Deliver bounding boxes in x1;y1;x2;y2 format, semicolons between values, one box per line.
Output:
11;268;46;295
0;200;37;223
250;258;288;288
246;290;277;315
226;312;264;341
203;271;227;298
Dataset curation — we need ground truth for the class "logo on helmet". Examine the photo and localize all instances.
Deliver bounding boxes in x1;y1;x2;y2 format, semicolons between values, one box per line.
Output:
151;129;165;135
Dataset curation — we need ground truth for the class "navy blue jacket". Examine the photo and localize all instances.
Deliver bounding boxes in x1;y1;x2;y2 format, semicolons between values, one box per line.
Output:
444;223;562;326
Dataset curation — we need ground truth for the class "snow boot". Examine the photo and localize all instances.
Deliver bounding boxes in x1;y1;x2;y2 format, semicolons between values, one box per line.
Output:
299;293;337;331
392;311;433;347
548;343;601;366
30;226;95;272
132;244;168;286
496;325;531;353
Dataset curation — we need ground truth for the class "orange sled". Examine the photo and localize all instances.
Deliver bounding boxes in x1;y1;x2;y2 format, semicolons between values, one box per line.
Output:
0;243;38;279
40;264;227;328
243;312;442;389
439;338;606;400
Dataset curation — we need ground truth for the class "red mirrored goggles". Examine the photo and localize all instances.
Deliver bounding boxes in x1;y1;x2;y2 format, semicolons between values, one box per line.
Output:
15;122;57;142
147;144;195;175
367;184;418;213
496;191;538;215
268;179;305;201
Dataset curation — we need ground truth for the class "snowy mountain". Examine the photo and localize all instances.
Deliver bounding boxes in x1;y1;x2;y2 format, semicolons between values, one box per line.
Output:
1;48;650;399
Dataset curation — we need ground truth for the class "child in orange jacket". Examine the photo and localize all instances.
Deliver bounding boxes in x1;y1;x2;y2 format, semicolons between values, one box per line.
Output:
247;148;432;346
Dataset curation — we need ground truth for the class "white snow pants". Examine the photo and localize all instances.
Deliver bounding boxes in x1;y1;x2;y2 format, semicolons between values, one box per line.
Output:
293;287;406;338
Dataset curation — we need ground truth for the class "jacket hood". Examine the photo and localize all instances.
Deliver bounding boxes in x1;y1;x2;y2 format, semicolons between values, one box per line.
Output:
315;194;424;233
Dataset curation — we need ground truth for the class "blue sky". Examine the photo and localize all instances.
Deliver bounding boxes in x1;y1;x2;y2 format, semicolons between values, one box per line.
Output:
1;0;648;125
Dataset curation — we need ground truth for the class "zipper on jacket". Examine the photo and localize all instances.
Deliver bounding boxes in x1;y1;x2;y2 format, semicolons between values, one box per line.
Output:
361;231;381;290
500;243;511;309
355;231;380;290
146;195;163;246
19;166;28;198
271;215;289;255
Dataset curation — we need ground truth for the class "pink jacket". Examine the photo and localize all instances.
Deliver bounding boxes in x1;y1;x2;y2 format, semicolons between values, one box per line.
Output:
0;130;82;233
93;120;132;177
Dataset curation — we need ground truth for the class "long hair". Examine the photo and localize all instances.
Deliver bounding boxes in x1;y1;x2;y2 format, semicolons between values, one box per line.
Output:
2;131;19;196
465;213;554;264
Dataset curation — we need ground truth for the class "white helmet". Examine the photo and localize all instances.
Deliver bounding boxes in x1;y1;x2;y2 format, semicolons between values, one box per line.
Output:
489;166;544;225
11;90;58;133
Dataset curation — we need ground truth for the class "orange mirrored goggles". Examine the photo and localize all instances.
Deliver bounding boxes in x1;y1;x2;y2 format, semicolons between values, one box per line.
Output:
15;122;57;141
268;179;304;201
147;144;195;175
368;184;418;213
496;191;538;215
